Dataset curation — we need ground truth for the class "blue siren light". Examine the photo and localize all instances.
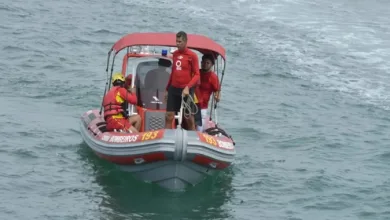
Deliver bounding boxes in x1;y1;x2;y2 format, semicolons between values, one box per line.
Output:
162;49;168;56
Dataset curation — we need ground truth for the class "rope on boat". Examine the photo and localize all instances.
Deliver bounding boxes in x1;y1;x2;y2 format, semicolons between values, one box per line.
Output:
204;126;236;146
181;94;198;119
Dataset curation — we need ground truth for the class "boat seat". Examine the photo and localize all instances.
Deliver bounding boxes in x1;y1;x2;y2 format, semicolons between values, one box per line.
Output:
131;58;174;132
144;110;166;131
136;106;175;132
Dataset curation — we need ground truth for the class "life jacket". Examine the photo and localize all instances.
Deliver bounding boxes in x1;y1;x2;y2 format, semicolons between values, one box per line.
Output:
102;86;127;119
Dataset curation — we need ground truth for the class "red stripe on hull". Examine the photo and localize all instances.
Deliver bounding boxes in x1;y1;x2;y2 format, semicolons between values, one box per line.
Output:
191;155;231;169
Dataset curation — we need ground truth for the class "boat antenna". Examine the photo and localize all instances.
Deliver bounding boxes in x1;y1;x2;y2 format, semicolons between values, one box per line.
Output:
209;54;225;126
99;50;112;115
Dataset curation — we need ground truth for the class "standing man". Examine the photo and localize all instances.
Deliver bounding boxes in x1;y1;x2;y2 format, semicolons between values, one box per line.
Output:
164;31;200;130
198;54;220;131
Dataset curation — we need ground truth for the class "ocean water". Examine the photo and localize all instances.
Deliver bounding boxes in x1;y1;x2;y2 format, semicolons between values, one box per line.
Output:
0;0;389;219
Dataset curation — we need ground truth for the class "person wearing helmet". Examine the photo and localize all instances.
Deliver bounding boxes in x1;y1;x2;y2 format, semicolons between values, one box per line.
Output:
102;72;139;133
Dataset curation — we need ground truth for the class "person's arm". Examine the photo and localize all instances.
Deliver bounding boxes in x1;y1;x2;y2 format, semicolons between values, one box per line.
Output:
211;74;221;101
166;54;175;91
118;87;137;105
194;86;202;104
186;53;200;88
165;71;172;91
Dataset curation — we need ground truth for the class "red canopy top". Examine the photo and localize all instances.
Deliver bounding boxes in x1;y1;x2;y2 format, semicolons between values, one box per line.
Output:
111;32;226;60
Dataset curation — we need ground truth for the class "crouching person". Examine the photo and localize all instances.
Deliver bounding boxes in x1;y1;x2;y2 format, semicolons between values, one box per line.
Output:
102;72;139;133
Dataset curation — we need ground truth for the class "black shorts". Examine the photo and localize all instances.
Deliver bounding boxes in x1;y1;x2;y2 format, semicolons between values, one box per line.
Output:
166;86;196;114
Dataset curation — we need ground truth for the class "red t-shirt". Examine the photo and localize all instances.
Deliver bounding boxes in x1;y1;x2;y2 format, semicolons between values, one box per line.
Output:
166;48;200;90
199;71;219;109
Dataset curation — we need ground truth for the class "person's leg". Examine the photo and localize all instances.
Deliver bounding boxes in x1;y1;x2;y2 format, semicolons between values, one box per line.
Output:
127;126;139;133
182;88;196;131
183;112;196;131
129;115;141;131
106;117;138;133
201;108;208;130
118;118;138;133
183;106;196;131
181;115;188;130
165;87;182;129
195;103;202;131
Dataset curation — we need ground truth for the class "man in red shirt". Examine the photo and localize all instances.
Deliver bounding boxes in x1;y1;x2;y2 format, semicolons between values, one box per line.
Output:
164;31;200;131
198;54;220;131
102;73;139;133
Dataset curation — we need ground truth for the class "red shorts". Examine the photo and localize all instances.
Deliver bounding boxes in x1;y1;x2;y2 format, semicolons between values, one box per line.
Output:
106;117;131;131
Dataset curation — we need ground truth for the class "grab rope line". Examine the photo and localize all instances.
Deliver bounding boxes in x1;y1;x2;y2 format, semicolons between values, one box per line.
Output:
181;94;198;119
